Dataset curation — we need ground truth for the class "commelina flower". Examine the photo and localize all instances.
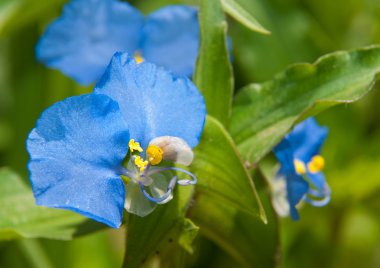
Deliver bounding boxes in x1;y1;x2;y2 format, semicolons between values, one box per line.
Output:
272;118;330;220
36;0;199;85
26;52;206;228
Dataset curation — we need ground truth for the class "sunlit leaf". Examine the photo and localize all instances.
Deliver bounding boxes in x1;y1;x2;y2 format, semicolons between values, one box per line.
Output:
194;0;233;127
191;116;265;220
231;45;380;163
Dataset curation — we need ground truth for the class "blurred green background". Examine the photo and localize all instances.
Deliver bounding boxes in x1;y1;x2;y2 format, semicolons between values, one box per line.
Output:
1;0;380;267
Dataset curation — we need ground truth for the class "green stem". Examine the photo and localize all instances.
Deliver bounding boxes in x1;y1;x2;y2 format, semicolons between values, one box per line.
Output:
17;239;54;268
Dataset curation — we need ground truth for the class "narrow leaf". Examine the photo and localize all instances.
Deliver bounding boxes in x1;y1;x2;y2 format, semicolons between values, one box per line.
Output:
231;45;380;163
191;116;266;220
221;0;271;34
194;0;234;127
0;168;91;240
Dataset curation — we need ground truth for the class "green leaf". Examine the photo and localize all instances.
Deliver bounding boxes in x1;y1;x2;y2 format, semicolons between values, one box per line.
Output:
0;168;92;241
194;0;234;127
231;45;380;163
191;116;266;220
189;170;280;267
221;0;271;35
123;186;196;268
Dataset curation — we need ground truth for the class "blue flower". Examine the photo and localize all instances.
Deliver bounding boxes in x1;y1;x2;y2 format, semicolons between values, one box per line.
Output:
272;117;330;220
27;53;206;228
36;0;144;85
141;5;199;78
36;0;199;85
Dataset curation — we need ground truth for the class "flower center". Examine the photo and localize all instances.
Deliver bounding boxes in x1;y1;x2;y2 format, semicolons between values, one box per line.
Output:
308;155;325;173
146;145;163;165
122;138;197;205
129;139;143;153
134;156;148;172
294;159;306;175
134;51;144;64
128;139;164;173
294;155;325;175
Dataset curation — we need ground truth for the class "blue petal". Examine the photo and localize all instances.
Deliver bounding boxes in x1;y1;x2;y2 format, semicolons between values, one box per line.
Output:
273;138;308;220
286;173;309;220
94;52;206;149
27;94;130;228
273;138;296;174
141;5;199;77
307;171;326;192
286;117;328;163
36;0;144;85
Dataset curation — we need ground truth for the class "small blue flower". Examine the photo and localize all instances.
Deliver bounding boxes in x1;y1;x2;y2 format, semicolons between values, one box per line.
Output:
272;117;330;220
27;53;206;228
36;0;199;85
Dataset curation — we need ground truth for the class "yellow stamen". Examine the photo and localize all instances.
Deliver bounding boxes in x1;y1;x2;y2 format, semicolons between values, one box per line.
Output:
308;155;325;173
146;145;163;165
134;52;144;64
134;156;148;172
129;139;143;153
294;159;306;175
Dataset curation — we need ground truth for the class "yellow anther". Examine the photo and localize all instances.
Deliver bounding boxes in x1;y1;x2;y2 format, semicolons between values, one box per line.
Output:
308;155;325;173
146;145;163;165
134;52;144;64
134;156;148;172
129;139;143;153
294;159;306;175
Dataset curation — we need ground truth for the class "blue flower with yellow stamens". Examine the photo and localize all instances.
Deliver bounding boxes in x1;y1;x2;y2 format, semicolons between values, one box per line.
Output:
36;0;199;85
27;52;206;228
272;117;330;220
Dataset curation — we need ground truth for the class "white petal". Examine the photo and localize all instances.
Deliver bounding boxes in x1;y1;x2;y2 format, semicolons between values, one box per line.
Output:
271;177;290;218
124;181;156;217
149;136;194;166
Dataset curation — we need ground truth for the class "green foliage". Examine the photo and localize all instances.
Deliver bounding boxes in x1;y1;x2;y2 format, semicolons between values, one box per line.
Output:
1;0;380;267
189;171;279;268
231;45;380;163
0;0;65;36
194;0;234;127
0;168;90;241
221;0;270;34
123;185;196;268
192;116;265;220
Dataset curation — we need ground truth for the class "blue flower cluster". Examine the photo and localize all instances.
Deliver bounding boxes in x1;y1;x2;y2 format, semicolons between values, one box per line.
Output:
273;118;330;220
27;53;206;228
36;0;199;85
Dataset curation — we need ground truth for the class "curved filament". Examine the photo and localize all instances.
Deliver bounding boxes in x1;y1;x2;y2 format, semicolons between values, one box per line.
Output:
147;167;197;186
305;185;331;207
139;176;177;205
